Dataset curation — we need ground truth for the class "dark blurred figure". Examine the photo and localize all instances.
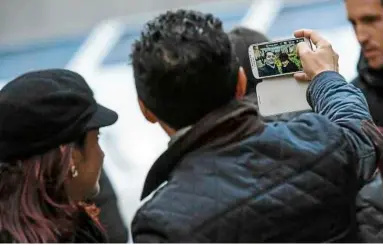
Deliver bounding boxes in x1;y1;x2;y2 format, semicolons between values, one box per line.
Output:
228;27;269;95
346;0;383;242
279;52;299;73
91;169;128;243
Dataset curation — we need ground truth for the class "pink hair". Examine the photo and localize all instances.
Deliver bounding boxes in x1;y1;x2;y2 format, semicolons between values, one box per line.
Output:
0;145;101;242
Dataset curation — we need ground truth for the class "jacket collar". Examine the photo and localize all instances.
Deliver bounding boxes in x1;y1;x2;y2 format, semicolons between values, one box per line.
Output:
140;95;264;200
357;52;383;88
168;125;193;147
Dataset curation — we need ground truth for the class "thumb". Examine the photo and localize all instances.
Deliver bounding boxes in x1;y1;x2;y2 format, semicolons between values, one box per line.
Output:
294;72;311;82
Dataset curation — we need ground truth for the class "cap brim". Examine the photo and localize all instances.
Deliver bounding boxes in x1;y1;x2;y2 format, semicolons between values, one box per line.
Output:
85;103;118;130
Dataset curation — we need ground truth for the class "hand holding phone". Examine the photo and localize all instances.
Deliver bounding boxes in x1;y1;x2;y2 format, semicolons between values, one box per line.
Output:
294;29;339;81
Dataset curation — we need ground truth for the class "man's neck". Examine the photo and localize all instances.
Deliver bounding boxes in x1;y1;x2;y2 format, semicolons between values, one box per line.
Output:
266;63;275;69
159;121;177;136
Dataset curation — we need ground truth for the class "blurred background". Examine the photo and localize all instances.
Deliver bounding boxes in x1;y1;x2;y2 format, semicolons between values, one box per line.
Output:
0;0;360;228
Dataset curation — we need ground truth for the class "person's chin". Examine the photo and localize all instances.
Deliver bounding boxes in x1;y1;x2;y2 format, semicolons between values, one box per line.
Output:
368;59;383;70
365;53;383;70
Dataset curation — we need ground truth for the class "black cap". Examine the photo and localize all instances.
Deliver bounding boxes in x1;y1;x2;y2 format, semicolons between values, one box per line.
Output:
0;69;118;161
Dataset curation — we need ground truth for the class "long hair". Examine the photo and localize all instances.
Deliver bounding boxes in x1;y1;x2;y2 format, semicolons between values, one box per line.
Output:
0;145;100;243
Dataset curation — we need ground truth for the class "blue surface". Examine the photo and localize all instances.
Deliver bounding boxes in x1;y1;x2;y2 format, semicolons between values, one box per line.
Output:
101;7;248;66
102;0;350;66
0;0;352;80
0;37;85;80
267;0;349;38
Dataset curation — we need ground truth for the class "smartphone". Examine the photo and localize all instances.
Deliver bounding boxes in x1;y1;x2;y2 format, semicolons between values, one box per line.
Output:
248;37;313;116
248;37;312;79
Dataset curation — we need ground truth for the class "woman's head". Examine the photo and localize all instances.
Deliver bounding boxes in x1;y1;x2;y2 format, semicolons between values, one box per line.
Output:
0;69;118;242
67;129;105;201
279;52;291;66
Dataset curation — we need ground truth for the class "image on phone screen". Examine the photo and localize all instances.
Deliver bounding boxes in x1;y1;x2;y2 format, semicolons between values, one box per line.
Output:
251;38;306;79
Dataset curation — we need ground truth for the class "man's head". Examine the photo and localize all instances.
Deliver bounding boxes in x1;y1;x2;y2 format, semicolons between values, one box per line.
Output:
131;10;247;132
279;53;290;66
346;0;383;69
228;27;269;95
265;51;276;66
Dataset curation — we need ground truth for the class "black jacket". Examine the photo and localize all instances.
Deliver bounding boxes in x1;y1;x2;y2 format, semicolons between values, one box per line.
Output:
64;209;108;243
352;54;383;242
132;72;377;243
352;55;383;126
259;64;280;77
281;60;299;73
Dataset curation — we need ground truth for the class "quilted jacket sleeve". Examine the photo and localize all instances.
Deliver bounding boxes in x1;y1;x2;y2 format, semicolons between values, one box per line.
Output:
306;71;377;184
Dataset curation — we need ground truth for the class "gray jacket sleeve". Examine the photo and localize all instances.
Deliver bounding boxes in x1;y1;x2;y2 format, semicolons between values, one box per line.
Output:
307;71;377;185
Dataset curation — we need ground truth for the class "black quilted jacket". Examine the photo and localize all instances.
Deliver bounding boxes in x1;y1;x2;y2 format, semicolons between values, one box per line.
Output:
132;72;377;242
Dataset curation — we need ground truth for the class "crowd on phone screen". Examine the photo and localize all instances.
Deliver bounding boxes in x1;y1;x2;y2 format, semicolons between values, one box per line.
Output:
1;0;383;243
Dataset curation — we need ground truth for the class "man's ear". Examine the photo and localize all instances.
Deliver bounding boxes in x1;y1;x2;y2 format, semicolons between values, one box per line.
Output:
138;99;158;124
236;67;247;99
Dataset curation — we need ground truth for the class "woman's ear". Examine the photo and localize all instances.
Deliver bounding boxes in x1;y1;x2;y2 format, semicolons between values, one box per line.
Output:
236;67;247;99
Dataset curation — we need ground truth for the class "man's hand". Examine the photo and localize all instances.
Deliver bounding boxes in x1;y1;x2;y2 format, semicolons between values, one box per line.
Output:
294;29;339;81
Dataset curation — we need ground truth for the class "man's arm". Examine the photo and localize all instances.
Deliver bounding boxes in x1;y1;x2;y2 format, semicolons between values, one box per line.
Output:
293;29;377;184
307;71;376;183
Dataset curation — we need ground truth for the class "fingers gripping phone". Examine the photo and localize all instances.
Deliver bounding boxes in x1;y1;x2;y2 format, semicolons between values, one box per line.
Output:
248;37;313;117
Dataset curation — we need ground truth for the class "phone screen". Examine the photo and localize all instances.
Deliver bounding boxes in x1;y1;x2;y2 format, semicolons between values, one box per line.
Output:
251;38;305;79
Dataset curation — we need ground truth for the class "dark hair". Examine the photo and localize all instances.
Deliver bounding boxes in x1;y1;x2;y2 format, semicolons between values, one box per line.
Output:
279;52;289;62
131;10;240;129
228;27;269;95
0;144;101;243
